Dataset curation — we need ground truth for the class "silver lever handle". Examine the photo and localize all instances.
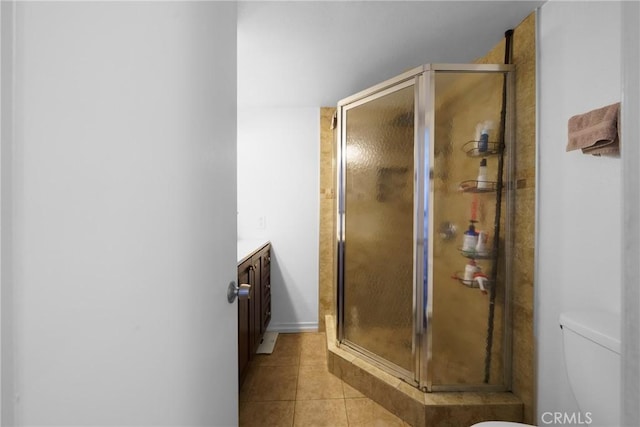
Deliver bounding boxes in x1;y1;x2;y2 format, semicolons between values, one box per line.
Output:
227;281;251;303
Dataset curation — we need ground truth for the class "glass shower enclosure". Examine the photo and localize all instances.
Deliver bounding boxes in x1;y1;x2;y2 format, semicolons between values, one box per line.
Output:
336;64;514;392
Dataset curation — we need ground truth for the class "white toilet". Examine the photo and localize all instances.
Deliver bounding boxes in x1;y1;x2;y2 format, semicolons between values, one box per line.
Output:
559;310;621;426
472;309;620;427
471;423;533;427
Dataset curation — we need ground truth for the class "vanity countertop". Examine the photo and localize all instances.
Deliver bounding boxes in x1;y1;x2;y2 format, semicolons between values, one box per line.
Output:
237;239;270;264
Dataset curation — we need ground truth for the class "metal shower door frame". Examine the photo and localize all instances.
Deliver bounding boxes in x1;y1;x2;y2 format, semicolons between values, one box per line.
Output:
336;65;426;387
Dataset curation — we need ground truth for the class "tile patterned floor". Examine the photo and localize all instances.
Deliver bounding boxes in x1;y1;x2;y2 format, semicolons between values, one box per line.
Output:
240;332;410;427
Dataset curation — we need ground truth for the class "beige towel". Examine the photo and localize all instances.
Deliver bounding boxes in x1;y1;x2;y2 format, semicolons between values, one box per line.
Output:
567;102;620;156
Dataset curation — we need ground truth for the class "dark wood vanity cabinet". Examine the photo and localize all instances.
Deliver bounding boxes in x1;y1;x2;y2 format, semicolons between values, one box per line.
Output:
238;243;271;386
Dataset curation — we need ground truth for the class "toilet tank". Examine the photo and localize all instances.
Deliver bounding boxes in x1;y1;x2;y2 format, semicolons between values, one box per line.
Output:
559;311;620;427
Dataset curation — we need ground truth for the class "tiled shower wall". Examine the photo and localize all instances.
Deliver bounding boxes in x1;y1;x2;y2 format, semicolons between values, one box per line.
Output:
318;107;337;333
318;11;535;424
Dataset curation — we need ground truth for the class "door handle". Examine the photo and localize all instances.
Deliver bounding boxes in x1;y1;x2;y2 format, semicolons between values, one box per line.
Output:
227;281;251;303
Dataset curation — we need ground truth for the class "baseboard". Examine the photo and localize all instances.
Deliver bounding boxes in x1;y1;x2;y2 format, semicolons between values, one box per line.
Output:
267;321;318;333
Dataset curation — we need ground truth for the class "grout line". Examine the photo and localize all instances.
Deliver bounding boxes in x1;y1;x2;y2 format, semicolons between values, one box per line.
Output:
291;332;303;427
343;398;349;426
295;397;346;400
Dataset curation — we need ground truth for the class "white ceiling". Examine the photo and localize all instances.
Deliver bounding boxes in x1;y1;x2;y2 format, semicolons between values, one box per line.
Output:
238;1;545;107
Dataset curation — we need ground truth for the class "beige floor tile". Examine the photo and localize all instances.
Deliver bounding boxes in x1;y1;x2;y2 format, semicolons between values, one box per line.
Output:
299;350;327;366
293;399;348;427
299;333;328;366
239;332;415;426
298;332;326;346
344;398;405;427
252;349;300;367
241;365;298;402
240;363;261;400
342;381;365;398
239;400;295;427
296;364;344;400
250;333;303;366
275;333;304;354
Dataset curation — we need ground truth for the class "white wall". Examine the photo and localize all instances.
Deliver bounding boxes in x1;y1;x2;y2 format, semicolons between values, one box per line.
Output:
237;107;320;331
537;1;621;424
8;2;238;425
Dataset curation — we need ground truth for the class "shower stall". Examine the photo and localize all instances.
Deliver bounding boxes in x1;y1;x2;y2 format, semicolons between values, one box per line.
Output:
336;64;515;392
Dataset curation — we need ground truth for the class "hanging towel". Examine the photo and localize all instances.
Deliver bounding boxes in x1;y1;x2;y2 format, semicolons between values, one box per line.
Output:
567;102;620;156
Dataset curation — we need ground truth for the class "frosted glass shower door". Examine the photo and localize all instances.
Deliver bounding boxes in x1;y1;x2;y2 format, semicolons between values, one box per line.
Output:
339;81;416;375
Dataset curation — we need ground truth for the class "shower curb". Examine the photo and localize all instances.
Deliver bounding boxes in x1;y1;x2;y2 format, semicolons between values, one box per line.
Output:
325;315;523;426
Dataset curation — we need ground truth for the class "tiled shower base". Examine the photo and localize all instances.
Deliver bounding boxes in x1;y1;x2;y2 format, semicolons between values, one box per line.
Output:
325;315;523;427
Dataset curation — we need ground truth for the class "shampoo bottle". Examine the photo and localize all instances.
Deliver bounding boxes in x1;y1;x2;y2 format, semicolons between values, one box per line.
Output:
462;223;478;252
478;129;489;153
463;260;479;283
475;231;488;256
477;158;488;190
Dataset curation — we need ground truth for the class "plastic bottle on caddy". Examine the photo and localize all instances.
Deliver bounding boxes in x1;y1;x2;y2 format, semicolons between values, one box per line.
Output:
462;223;478;253
463;259;479;283
477;158;489;190
478;128;489;153
475;231;488;256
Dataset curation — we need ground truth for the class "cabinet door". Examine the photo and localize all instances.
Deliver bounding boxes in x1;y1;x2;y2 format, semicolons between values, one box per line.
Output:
262;294;271;334
238;258;252;385
249;254;262;355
